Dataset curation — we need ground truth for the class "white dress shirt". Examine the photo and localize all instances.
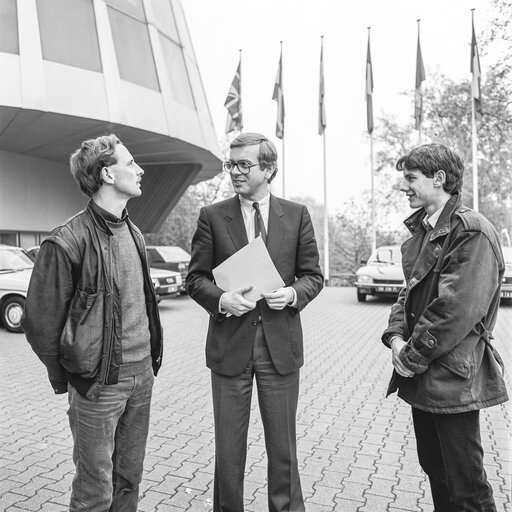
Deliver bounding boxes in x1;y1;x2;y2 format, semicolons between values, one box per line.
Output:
219;192;297;311
239;192;270;242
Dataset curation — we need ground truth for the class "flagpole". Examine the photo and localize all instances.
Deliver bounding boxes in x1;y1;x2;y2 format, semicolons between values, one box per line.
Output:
239;49;243;134
280;42;286;199
320;35;329;285
417;20;422;145
370;131;376;254
323;123;329;285
366;27;376;254
471;86;478;212
471;9;479;212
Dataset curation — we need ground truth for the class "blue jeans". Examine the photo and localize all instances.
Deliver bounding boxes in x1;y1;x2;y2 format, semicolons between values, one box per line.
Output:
211;325;304;512
67;368;154;512
412;408;496;512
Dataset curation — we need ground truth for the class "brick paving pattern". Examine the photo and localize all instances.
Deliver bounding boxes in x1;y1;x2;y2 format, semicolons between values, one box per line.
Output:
0;287;510;511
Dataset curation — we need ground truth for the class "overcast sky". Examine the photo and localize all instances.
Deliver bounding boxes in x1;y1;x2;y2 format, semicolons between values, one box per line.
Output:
182;0;493;215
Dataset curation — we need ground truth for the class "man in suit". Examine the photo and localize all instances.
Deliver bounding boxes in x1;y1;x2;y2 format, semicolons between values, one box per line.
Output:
186;132;323;512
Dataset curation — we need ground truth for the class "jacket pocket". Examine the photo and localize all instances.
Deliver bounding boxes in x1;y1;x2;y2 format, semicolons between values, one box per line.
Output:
437;350;472;379
60;288;104;377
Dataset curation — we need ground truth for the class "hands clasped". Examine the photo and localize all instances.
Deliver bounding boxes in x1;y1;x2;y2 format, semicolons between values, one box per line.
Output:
390;336;414;378
221;286;294;317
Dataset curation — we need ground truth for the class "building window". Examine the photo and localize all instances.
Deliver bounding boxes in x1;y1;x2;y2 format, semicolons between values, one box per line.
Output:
108;7;160;91
160;35;194;108
147;0;179;43
0;0;19;55
36;0;102;72
105;0;146;22
0;232;18;246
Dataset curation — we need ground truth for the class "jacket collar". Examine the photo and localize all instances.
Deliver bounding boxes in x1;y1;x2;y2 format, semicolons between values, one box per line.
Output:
225;194;285;259
86;199;131;236
403;192;462;241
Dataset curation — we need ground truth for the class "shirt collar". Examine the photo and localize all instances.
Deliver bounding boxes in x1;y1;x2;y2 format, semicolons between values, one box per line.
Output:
239;191;270;209
423;207;444;229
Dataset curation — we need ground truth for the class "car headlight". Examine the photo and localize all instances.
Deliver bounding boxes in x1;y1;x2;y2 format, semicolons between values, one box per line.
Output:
357;275;374;284
151;278;158;288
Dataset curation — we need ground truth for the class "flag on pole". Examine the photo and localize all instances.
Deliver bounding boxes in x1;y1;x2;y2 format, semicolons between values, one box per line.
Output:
224;54;243;134
414;23;426;130
365;30;374;134
318;37;326;135
470;13;482;115
272;46;285;139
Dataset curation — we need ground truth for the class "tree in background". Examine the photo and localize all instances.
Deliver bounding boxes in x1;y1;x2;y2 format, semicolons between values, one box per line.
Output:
144;173;231;251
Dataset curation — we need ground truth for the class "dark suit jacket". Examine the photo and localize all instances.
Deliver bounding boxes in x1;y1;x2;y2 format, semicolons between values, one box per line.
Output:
186;194;324;376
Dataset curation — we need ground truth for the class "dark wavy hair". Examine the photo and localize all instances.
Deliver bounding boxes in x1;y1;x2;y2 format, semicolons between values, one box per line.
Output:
230;132;278;183
395;143;464;194
69;134;121;197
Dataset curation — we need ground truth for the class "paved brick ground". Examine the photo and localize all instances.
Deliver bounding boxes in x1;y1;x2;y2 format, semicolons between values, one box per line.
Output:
0;287;510;511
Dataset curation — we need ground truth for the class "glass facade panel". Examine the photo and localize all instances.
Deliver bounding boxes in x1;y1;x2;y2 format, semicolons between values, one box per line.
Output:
186;58;211;119
147;0;179;43
37;0;102;72
105;0;145;22
0;0;19;54
160;35;194;107
108;7;160;91
170;0;194;60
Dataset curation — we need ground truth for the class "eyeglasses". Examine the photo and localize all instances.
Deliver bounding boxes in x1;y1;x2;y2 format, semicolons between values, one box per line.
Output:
222;160;260;175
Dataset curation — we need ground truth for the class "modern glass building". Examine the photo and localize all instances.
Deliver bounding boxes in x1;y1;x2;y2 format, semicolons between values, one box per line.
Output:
0;0;221;247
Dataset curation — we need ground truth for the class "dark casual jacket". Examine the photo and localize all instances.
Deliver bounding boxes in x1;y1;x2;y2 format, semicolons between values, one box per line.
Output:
382;193;508;413
22;200;163;401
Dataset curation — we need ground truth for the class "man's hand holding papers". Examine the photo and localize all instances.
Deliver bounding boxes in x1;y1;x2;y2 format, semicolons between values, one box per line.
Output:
213;236;285;308
220;285;257;317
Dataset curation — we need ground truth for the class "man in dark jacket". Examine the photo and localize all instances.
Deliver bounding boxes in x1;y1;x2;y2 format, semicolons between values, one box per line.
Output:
22;134;163;512
382;143;508;512
186;133;323;512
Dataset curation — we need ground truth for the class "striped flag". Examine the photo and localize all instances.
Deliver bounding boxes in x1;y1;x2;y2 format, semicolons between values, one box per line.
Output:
224;55;243;134
414;26;426;130
318;37;326;135
365;31;374;134
272;47;285;139
470;14;482;115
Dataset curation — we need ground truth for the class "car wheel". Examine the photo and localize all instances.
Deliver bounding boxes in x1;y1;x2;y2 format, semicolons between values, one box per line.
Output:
1;296;25;333
357;290;367;303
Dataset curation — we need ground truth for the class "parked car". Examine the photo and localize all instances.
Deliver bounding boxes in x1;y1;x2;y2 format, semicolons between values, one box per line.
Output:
26;245;181;304
501;246;512;302
0;244;34;333
151;268;182;302
355;245;405;302
146;246;191;294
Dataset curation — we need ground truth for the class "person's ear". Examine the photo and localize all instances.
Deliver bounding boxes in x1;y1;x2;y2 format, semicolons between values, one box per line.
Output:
101;166;114;184
434;170;446;186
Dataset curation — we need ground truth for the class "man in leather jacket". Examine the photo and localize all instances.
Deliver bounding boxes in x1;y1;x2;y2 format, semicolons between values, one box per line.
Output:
22;134;163;512
382;143;507;512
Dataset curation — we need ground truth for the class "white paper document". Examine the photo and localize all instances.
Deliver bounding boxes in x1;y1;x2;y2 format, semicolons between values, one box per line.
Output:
212;236;285;303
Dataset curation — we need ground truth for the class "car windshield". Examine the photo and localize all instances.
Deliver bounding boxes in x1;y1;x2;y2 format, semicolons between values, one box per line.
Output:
154;246;190;262
0;247;35;272
367;247;401;266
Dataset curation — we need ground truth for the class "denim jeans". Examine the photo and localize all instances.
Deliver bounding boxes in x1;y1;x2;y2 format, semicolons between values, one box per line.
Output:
412;408;497;512
211;325;304;512
67;368;154;512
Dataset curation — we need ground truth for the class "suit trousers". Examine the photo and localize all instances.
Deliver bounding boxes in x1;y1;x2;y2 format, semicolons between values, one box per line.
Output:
412;407;496;512
211;324;304;512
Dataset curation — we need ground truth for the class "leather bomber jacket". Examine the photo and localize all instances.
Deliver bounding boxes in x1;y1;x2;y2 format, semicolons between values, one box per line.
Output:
22;200;163;401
